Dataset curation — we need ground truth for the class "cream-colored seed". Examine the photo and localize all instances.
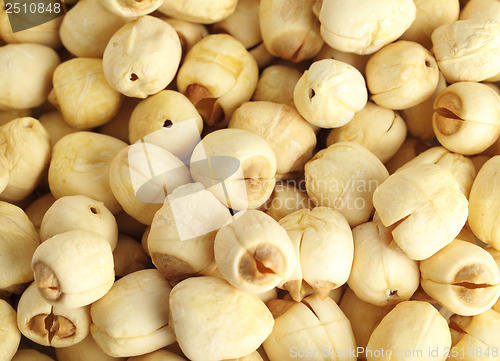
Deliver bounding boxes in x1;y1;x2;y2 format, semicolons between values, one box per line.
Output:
0;117;50;202
366;301;451;361
55;334;126;361
259;0;323;63
5;0;500;357
305;142;389;227
51;58;123;129
487;247;500;271
347;221;420;306
169;276;274;361
339;288;394;360
177;34;259;127
38;111;77;147
99;97;141;143
113;234;151;278
0;44;59;110
366;41;440;110
458;11;500;80
385;138;431;174
468;156;500;250
294;59;367;128
278;207;354;301
319;0;416;55
432;82;500;155
32;230;115;308
249;42;276;69
0;299;20;361
25;193;56;233
264;182;310;221
128;90;203;160
190;128;277;210
0;201;39;291
91;269;175;357
17;283;91;348
163;18;208;55
148;182;232;281
109;143;192;225
213;0;262;53
60;0;130;58
40;195;118;250
229;101;317;179
326;101;407;163
0;148;8;194
11;349;55;361
227;351;264;361
220;2;275;69
432;19;500;83
396;146;477;198
215;210;295;294
461;0;500;22
128;350;187;361
252;65;302;108
420;240;500;316
400;0;460;49
158;0;237;24
314;44;370;77
401;72;447;140
263;295;356;361
101;0;164;17
103;16;182;98
373;164;469;260
0;8;62;49
49;132;127;214
448;309;500;361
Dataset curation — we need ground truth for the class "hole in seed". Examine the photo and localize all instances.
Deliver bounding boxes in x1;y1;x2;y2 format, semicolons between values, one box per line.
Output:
163;119;173;128
28;314;49;336
435;107;462;120
89;206;99;215
45;312;56;342
309;88;316;100
130;73;139;81
255;259;275;275
425;59;432;68
453;282;491;289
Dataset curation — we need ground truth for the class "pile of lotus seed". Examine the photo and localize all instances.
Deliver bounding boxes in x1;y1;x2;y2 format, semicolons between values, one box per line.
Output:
1;0;500;360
